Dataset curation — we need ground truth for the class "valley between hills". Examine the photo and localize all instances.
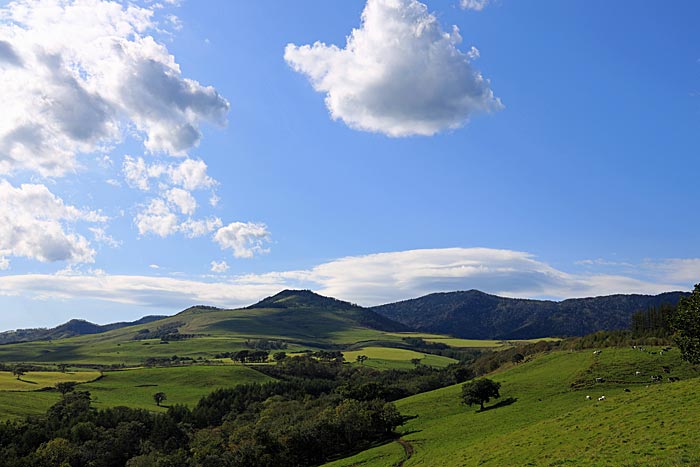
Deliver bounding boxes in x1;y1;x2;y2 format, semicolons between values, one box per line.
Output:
0;288;697;466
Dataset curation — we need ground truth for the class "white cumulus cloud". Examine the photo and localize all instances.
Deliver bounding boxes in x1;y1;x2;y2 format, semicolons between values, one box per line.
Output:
0;0;229;177
460;0;490;11
0;179;105;264
164;187;197;216
134;198;179;237
284;0;502;137
210;260;229;273
169;158;216;191
214;222;271;259
180;217;223;239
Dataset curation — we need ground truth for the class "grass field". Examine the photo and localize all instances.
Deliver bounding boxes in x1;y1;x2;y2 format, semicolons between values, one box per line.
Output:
0;391;62;420
344;346;457;369
326;347;700;467
0;365;272;420
0;307;407;365
0;370;101;391
81;365;273;412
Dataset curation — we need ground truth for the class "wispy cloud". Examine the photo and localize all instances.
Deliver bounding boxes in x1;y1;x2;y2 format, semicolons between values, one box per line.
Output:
459;0;491;11
0;248;689;321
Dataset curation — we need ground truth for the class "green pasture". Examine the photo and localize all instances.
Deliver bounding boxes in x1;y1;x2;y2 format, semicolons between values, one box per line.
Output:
0;391;62;420
81;365;273;411
327;348;700;467
423;336;561;348
0;370;101;391
344;346;457;369
0;335;312;365
0;365;272;420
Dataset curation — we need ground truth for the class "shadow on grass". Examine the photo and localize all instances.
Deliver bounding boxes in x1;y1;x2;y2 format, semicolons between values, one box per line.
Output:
477;397;518;413
17;379;38;385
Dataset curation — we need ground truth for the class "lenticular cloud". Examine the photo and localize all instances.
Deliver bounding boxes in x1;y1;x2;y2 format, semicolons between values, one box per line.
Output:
285;0;502;137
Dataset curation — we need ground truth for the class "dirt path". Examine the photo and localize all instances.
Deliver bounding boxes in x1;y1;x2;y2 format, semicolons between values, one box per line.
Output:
394;438;414;467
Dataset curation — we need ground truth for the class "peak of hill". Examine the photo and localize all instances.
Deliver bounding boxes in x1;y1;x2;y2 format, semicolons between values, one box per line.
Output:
371;290;688;339
0;315;167;345
248;289;360;310
247;289;409;333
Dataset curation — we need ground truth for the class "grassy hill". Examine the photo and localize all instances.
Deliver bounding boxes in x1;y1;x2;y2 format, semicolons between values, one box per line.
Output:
0;290;412;365
0;315;167;344
0;365;272;420
326;346;700;467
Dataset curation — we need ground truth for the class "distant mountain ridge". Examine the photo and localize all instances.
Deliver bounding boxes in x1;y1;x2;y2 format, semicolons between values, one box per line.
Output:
370;289;689;339
0;315;167;345
1;288;690;344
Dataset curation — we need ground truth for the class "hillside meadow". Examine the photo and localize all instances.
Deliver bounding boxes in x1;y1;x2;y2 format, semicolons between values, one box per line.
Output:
326;347;700;467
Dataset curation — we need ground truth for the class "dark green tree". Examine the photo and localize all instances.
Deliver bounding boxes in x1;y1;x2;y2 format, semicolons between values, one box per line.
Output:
671;284;700;363
273;351;287;362
56;381;77;396
153;392;167;407
461;378;501;411
12;365;26;380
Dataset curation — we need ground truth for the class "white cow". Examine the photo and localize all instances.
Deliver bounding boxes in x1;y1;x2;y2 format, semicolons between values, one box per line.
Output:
598;396;606;401
585;395;592;400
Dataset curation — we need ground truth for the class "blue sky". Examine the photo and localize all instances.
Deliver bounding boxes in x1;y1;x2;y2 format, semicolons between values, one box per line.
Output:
0;0;698;330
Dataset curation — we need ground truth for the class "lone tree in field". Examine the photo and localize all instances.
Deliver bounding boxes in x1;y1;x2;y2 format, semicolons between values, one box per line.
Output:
671;283;700;363
356;355;368;365
12;366;26;380
461;378;501;411
55;381;77;396
153;392;167;407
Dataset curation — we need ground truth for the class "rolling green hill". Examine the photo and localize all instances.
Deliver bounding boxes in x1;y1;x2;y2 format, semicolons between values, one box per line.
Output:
0;315;167;344
0;290;412;365
325;346;700;467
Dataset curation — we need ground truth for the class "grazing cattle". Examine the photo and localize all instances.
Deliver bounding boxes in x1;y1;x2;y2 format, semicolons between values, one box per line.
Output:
635;371;641;376
651;375;662;382
662;366;670;374
595;377;604;383
668;377;680;382
598;396;606;401
586;395;592;400
624;388;631;392
593;350;602;355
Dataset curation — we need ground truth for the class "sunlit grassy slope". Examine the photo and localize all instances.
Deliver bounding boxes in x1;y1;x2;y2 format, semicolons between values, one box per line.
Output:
344;346;457;370
0;370;101;390
0;365;272;420
0;303;405;365
326;347;700;467
0;290;562;366
82;365;272;411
